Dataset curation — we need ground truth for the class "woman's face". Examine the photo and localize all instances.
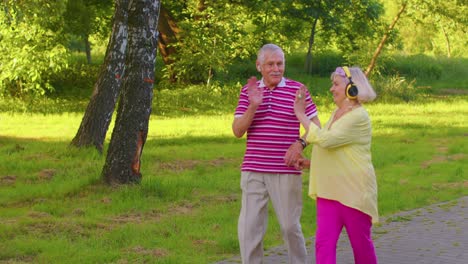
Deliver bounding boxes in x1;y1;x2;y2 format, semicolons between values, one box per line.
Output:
330;75;347;106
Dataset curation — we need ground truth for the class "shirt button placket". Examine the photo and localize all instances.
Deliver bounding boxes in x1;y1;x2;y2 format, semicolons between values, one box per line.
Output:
268;91;272;109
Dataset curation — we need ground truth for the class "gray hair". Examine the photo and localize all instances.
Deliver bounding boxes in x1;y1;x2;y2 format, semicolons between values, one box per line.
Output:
331;66;377;103
257;44;285;64
349;67;377;102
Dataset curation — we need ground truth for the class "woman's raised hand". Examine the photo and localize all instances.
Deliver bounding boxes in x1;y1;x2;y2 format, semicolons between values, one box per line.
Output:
294;85;307;116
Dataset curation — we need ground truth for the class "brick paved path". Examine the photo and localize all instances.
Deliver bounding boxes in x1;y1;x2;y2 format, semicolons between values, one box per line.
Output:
216;196;468;264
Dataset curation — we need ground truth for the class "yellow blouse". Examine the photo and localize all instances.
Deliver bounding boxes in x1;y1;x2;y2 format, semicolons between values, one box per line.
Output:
306;106;379;223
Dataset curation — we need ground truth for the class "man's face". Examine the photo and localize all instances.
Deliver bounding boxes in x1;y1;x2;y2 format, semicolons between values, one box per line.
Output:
257;51;285;88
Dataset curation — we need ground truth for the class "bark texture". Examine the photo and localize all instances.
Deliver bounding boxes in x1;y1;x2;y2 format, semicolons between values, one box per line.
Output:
71;0;130;152
102;0;160;184
157;5;179;66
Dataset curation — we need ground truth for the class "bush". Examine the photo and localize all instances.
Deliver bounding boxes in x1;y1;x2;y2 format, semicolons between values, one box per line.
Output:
49;62;100;98
372;75;417;103
281;51;345;77
380;54;443;80
217;58;257;84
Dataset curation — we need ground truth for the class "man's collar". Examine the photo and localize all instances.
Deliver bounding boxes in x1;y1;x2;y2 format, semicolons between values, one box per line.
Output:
258;77;286;88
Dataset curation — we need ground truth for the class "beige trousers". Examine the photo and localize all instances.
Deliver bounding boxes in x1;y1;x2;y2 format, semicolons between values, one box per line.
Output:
238;171;307;264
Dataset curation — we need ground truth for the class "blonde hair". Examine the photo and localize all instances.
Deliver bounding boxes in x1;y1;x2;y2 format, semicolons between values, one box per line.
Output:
331;66;377;103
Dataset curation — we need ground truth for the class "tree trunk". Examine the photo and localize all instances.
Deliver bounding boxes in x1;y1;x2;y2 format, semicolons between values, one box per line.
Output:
102;0;160;185
365;2;406;77
157;5;179;81
305;16;319;74
70;0;129;152
440;24;451;58
84;35;92;64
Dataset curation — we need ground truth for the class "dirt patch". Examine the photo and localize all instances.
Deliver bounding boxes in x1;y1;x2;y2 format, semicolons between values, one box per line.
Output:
2;255;36;263
421;156;447;169
1;175;17;185
432;180;468;190
110;211;162;224
420;138;466;169
448;153;466;161
101;196;112;204
421;153;466;169
24;153;60;162
192;238;216;246
28;211;52;218
158;160;199;172
38;169;56;181
201;194;238;203
168;202;196;215
125;246;169;257
438;89;468;95
157;157;239;172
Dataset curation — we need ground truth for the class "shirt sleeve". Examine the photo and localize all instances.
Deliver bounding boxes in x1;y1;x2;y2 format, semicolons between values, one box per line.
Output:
305;90;318;119
234;86;249;118
306;110;370;149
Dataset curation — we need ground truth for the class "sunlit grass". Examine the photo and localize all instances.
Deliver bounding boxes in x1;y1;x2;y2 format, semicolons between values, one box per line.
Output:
0;95;467;263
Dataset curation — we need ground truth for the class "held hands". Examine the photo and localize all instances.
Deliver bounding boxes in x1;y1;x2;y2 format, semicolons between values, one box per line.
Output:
294;157;310;170
247;76;263;107
285;144;311;170
284;142;303;167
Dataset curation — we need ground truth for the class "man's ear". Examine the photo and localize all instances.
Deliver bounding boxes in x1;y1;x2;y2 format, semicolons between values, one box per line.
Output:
256;65;261;72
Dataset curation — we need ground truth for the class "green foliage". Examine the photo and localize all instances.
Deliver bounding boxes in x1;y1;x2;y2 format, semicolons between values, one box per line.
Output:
287;51;346;77
64;0;94;38
1;0;467;98
2;51;466;115
388;0;468;56
421;56;468;89
0;0;69;97
49;60;100;98
217;58;258;83
380;54;444;79
167;1;260;84
63;0;113;47
330;0;385;53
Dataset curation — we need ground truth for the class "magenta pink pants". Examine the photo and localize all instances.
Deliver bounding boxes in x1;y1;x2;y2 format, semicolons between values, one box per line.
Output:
315;198;377;264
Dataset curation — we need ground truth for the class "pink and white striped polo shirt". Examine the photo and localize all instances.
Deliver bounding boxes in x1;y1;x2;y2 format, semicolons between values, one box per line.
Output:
234;77;318;174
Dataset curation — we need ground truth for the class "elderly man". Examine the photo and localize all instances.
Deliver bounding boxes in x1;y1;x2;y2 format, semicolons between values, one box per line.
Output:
232;43;320;264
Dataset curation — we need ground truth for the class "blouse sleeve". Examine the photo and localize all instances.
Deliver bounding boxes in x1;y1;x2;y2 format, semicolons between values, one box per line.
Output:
306;110;370;149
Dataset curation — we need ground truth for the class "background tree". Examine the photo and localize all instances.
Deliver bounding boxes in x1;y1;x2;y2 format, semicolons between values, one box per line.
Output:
1;0;466;99
70;0;129;152
157;4;180;82
250;0;383;73
64;0;113;64
366;2;407;76
102;0;160;184
0;0;68;96
240;0;285;45
402;0;467;57
162;0;259;83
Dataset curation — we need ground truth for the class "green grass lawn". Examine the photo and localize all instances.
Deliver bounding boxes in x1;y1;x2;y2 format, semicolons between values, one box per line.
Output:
1;92;467;263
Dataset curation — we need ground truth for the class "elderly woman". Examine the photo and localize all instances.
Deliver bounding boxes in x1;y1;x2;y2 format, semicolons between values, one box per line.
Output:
294;66;378;264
